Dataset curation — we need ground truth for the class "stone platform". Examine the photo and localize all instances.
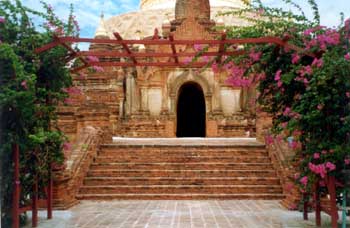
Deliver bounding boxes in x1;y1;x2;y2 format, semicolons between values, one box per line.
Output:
111;137;264;146
26;200;341;228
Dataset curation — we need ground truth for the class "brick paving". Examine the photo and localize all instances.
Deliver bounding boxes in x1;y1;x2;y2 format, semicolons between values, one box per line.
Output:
26;200;339;228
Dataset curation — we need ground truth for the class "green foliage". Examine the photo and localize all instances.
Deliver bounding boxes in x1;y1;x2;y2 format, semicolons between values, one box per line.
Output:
221;0;350;195
0;0;78;226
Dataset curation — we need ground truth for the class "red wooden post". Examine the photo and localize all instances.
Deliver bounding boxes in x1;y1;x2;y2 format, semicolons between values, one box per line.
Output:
47;163;53;219
12;143;20;228
314;181;321;227
32;176;38;227
303;193;309;220
327;176;339;228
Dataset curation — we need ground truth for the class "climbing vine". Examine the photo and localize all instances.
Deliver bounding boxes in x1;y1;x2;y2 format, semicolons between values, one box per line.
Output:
0;0;79;226
214;0;350;198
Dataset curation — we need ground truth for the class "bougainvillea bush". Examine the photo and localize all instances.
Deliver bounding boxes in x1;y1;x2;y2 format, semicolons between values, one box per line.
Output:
0;0;79;226
216;0;350;195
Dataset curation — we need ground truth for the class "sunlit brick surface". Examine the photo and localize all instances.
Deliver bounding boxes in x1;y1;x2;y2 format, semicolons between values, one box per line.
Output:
26;200;337;228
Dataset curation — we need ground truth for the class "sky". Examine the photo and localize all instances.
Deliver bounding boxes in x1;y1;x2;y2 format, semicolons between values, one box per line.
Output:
20;0;350;49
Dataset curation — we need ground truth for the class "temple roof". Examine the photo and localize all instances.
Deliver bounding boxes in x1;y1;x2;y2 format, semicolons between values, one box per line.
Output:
140;0;247;10
96;6;250;40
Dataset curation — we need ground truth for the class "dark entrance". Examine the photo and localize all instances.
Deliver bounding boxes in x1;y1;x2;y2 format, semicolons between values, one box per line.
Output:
176;82;206;137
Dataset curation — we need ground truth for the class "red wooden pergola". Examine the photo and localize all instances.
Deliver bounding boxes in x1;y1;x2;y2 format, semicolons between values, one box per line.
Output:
35;30;307;73
13;30;335;228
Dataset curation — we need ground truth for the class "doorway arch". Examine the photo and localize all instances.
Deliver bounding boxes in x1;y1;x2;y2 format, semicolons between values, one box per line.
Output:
176;82;206;137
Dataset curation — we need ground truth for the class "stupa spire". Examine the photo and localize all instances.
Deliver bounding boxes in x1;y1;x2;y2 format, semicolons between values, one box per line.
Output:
175;0;210;21
95;12;109;38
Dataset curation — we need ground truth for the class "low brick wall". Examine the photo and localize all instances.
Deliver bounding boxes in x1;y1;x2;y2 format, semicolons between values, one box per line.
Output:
266;137;301;210
53;126;104;209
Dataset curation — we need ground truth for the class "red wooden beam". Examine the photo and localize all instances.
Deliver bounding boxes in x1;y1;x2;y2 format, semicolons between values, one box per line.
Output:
113;32;137;64
169;34;179;63
76;50;244;58
47;163;53;219
19;206;32;214
217;33;227;63
12;144;20;228
36;35;315;59
32;176;38;227
35;39;61;54
314;181;321;226
152;28;160;40
70;61;213;73
56;36;287;46
326;176;339;228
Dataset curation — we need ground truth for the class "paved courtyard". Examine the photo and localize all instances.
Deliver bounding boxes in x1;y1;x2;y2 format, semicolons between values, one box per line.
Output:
26;200;344;228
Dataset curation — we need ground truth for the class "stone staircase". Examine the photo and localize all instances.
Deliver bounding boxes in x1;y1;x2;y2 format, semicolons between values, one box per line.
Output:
77;138;284;200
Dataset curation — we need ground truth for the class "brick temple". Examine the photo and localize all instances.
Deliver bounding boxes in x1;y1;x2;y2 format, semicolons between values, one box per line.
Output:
54;0;297;210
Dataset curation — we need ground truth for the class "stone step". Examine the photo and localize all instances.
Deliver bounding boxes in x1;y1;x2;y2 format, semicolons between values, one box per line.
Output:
83;177;281;186
76;193;285;200
90;163;273;170
87;169;277;178
78;139;283;201
94;156;271;163
99;147;268;158
79;185;283;194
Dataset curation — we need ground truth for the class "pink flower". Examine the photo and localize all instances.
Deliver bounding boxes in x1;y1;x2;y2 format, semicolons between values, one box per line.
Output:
249;51;262;62
345;18;350;29
294;173;300;180
92;66;104;72
291;54;300;64
309;162;327;178
313;153;320;159
299;65;313;77
21;80;28;90
211;62;219;73
202;56;210;63
317;104;323;110
285;183;294;192
63;142;72;151
345;53;350;61
257;8;265;16
265;135;274;145
277;81;283;87
321;150;327;155
325;162;336;171
0;17;5;23
87;56;99;62
194;44;204;52
288;203;297;210
184;57;192;64
289;141;300;150
64;98;73;105
346;92;350;98
256;72;266;81
79;72;87;79
345;159;350;165
281;122;288;128
283;107;291;116
312;58;323;68
300;176;308;186
274;70;282;81
62;87;81;95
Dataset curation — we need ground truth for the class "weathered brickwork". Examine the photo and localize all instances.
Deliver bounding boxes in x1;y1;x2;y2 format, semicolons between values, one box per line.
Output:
52;0;299;210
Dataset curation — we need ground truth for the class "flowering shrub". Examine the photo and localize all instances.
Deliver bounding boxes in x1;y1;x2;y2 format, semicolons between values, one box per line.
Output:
216;0;350;195
0;0;79;225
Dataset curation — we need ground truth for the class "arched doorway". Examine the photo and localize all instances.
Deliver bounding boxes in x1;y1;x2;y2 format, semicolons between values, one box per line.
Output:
176;82;206;137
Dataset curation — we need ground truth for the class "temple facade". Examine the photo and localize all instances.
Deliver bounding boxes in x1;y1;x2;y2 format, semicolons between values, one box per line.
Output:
62;0;257;139
53;0;295;209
